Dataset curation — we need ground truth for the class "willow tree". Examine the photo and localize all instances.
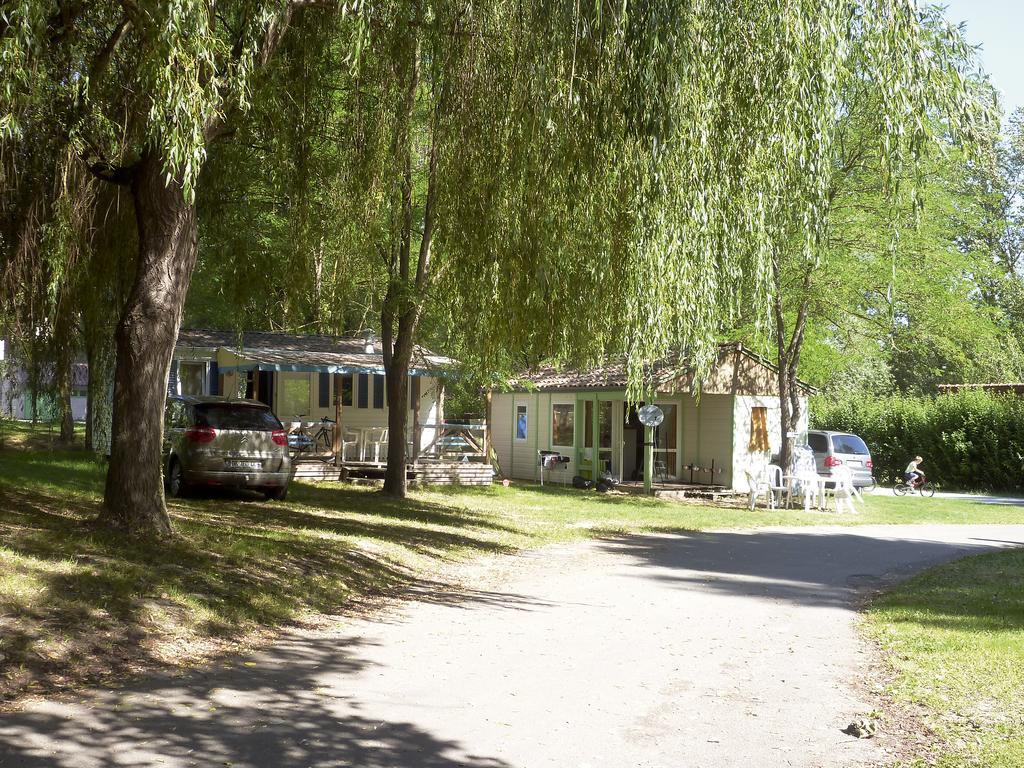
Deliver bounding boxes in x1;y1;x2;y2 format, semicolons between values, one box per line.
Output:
1;0;341;535
336;0;988;496
759;11;993;468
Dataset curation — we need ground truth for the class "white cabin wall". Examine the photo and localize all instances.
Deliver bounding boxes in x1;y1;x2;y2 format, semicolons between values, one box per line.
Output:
732;394;783;493
693;393;735;489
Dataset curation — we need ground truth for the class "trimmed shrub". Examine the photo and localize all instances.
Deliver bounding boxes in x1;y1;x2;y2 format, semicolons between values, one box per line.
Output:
810;391;1024;492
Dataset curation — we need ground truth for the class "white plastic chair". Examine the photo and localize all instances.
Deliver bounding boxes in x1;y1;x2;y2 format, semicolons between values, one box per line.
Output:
827;465;862;514
746;467;772;510
793;467;821;512
340;427;360;462
364;427;388;464
765;464;788;508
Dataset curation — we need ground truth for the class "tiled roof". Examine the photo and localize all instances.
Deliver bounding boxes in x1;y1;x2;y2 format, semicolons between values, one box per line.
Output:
176;329;452;372
510;357;688;391
504;342;812;394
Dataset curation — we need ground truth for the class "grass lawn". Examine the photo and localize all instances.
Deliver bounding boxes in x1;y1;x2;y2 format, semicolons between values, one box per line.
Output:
865;550;1024;767
1;423;1022;710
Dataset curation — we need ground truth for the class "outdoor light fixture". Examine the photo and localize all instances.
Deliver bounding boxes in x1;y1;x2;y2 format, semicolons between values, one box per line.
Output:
363;331;375;355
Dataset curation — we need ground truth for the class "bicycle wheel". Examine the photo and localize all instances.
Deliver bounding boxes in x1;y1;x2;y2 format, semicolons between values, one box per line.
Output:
893;483;909;496
919;482;936;498
315;428;333;453
862;478;877;493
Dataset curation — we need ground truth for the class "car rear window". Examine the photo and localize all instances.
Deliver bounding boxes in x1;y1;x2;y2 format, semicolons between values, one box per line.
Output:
807;433;828;453
194;404;282;431
831;434;869;455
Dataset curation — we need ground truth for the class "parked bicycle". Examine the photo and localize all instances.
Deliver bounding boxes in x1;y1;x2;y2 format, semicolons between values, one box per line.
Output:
288;416;336;454
893;472;935;497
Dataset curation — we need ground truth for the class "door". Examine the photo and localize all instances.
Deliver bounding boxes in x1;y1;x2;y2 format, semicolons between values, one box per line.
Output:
575;396;594;480
575;396;614;480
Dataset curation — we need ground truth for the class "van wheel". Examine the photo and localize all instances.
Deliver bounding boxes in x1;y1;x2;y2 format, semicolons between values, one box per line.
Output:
264;485;288;501
167;459;188;498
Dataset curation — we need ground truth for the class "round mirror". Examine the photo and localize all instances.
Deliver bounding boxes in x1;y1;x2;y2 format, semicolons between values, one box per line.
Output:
637;404;664;427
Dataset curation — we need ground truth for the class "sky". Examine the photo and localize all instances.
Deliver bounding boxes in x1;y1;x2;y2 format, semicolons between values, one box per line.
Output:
939;0;1023;118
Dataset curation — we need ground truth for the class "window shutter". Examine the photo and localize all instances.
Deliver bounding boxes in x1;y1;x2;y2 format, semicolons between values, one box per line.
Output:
358;374;369;408
318;372;330;408
167;360;179;396
373;374;385;409
208;361;219;395
410;376;421;410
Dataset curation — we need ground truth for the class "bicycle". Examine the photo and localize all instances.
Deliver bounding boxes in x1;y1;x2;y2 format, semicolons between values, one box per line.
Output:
893;473;935;498
287;415;335;454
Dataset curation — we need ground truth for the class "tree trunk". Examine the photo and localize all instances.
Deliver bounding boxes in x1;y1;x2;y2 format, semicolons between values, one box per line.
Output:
55;302;76;444
56;357;74;443
97;152;199;536
382;342;413;496
773;261;813;472
85;331;115;455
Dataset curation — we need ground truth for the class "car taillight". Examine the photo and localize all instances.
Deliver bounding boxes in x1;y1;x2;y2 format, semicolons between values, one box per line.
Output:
866;459;873;469
824;456;842;467
271;429;288;446
185;425;217;444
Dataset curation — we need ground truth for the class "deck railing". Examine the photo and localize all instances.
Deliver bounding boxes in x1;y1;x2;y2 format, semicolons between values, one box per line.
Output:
415;420;489;463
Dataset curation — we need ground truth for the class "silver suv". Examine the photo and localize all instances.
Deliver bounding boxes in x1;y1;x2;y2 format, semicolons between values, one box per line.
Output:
806;430;874;488
163;396;292;500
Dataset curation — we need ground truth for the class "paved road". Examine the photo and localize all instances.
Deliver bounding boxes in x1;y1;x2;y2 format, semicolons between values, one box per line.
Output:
2;524;1023;768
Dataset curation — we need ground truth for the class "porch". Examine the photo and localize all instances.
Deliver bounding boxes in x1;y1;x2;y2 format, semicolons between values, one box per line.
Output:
290;421;495;487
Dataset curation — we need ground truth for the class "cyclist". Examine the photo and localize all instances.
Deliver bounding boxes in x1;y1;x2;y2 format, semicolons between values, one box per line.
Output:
904;455;924;488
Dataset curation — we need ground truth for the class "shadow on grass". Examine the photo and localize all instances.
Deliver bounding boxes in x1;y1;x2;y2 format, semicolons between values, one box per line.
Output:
870;547;1024;634
590;529;1024;612
0;452;533;708
0;446;104;495
0;633;512;768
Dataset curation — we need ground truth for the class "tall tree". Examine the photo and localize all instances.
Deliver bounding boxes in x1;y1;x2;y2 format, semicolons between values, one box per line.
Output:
754;12;993;468
1;0;340;535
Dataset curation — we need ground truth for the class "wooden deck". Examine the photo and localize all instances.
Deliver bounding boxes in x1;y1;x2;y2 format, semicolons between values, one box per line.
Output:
291;457;495;487
616;480;734;502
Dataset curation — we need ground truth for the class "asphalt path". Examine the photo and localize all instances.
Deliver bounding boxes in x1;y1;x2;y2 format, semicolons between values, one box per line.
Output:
2;524;1023;768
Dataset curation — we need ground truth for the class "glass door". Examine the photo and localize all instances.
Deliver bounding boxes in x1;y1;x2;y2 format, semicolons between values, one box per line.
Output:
576;397;595;479
652;403;678;481
576;397;614;480
597;399;613;478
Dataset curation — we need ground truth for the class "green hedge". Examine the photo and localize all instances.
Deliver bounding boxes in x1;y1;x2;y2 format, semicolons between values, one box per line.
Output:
810;391;1024;492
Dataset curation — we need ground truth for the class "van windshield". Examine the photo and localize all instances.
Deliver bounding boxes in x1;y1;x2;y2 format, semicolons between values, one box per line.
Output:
195;404;282;431
831;434;869;455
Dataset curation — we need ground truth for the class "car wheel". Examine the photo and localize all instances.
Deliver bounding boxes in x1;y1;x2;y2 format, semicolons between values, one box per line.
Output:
264;485;288;501
167;459;187;498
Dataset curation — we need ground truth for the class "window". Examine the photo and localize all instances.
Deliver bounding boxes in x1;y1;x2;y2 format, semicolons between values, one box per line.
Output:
318;372;331;408
552;403;575;447
373;374;385;409
179;361;206;396
279;375;310;420
337;374;353;407
195;404;282;430
357;374;369;408
832;433;869;455
654;403;678;478
807;432;828;453
409;376;421;410
749;407;770;452
515;404;528;441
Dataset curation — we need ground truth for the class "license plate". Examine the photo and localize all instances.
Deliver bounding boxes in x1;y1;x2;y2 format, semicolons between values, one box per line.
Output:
848;460;862;467
225;461;262;471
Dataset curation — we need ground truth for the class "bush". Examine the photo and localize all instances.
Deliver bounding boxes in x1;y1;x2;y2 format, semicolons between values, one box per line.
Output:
810;391;1024;492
